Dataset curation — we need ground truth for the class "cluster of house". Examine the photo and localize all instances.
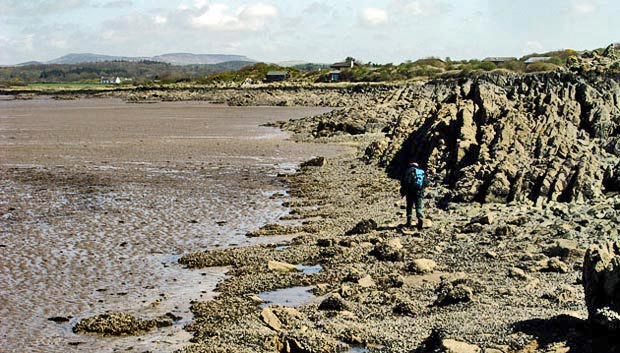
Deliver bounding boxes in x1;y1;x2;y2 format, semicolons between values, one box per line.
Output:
265;58;357;83
100;76;122;84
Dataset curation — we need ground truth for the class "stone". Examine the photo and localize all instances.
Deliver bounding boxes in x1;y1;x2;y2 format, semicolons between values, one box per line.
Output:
546;257;571;273
339;285;354;297
261;307;283;331
508;267;529;281
409;259;437;274
387;237;404;250
268;260;299;273
546;239;585;261
441;339;482;353
494;225;515;238
471;213;495;225
357;275;376;288
393;300;417;316
583;241;620;331
317;238;334;247
345;219;378;235
370;239;404;262
73;312;172;336
436;283;474;306
318;294;350;311
485;250;498;258
462;223;484;234
300;156;326;168
382;273;405;288
484;348;507;353
248;295;264;303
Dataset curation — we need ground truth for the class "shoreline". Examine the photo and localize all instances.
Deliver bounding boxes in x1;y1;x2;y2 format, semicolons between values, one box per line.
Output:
174;139;615;353
180;148;608;353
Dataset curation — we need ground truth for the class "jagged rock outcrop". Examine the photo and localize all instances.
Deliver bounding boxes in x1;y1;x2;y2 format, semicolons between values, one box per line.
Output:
583;241;620;332
375;58;620;204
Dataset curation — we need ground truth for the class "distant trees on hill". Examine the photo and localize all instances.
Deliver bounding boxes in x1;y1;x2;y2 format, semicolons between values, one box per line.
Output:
0;48;592;87
0;60;254;85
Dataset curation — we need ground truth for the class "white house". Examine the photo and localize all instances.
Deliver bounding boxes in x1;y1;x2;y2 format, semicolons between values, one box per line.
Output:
100;76;121;84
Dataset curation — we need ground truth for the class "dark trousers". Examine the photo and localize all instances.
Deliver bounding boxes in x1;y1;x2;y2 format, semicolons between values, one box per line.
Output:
406;190;424;226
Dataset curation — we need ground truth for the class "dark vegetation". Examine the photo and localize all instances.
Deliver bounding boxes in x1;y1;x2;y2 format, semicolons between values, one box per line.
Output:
0;60;254;86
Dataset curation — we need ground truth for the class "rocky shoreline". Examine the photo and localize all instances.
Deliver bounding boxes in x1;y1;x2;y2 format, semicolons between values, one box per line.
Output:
62;47;620;352
170;149;618;353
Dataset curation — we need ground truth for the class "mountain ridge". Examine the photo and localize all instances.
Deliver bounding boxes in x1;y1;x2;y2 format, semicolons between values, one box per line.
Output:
43;52;256;66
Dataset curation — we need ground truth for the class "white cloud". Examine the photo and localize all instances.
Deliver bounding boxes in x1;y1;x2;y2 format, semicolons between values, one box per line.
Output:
191;3;278;31
360;7;388;26
398;0;451;17
153;15;167;25
572;1;597;14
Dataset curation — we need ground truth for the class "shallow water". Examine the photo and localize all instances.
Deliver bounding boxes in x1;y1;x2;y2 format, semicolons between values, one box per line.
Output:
258;286;317;308
0;98;347;353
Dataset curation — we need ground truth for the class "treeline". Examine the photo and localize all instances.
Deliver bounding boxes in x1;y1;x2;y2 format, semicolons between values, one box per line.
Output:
0;60;254;85
323;51;574;83
202;49;579;85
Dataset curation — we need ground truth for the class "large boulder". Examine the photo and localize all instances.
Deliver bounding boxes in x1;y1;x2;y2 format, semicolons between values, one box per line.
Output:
583;241;620;331
370;238;404;262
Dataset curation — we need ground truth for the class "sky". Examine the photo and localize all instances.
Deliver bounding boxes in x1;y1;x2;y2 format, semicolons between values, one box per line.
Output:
1;0;619;65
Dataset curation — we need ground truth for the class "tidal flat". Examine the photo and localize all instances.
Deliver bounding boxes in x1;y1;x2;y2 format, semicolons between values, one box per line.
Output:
0;98;346;353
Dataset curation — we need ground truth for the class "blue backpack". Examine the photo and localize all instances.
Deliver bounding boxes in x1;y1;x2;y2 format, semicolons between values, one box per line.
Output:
405;167;425;190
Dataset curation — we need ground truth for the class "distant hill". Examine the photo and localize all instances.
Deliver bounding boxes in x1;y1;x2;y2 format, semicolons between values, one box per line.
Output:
16;61;44;66
47;53;144;64
46;53;256;65
151;53;254;65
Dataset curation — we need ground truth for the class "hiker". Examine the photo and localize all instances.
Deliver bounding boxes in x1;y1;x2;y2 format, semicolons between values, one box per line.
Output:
400;161;426;229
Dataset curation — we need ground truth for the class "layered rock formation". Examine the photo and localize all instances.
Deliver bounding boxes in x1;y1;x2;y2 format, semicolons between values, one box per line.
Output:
364;48;619;205
379;70;620;204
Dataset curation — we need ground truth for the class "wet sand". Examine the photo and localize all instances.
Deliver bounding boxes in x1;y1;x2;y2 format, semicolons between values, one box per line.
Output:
0;98;349;353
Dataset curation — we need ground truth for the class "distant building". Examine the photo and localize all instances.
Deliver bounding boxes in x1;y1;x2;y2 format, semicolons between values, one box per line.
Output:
524;56;552;64
482;57;517;64
614;43;620;50
328;70;341;82
265;71;290;82
100;76;121;84
330;59;358;70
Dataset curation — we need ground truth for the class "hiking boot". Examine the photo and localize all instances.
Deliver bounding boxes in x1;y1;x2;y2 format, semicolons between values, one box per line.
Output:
417;219;423;230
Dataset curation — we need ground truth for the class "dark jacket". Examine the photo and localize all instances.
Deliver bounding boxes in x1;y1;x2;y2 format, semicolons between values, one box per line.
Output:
400;165;426;196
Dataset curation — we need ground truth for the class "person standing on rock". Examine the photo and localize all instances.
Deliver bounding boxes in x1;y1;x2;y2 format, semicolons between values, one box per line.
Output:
400;161;426;229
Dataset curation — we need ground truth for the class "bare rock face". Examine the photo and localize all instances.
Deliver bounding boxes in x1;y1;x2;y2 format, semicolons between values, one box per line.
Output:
376;69;620;205
583;241;620;331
